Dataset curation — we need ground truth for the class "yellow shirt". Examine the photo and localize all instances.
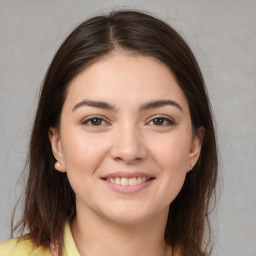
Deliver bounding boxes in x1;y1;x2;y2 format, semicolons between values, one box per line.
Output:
0;223;180;256
0;223;80;256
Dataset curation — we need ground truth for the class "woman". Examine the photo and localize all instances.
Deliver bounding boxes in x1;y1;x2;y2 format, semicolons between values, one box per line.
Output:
0;9;218;256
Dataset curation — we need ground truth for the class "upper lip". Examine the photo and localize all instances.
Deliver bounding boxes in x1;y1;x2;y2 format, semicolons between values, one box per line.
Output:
101;172;154;179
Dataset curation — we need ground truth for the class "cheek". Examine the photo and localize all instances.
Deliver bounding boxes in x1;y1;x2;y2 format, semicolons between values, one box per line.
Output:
60;131;110;199
148;134;190;206
148;132;191;172
61;129;109;174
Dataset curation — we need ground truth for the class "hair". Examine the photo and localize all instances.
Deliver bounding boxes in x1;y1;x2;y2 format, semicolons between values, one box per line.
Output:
12;9;218;256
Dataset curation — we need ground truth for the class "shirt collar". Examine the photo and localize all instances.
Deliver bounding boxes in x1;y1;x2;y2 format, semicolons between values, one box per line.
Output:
63;222;81;256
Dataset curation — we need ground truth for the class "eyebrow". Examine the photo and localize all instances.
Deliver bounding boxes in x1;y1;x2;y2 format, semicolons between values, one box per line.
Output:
139;99;183;112
72;100;117;112
72;99;183;112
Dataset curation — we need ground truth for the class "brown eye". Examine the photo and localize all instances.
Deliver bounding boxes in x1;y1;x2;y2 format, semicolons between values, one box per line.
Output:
149;117;174;126
82;117;108;126
90;118;103;126
153;118;165;125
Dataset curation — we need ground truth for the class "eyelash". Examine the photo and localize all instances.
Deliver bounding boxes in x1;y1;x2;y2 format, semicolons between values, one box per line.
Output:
81;116;109;126
81;115;175;127
147;116;175;126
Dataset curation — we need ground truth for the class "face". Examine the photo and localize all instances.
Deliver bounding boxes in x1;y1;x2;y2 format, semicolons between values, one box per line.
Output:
49;53;203;225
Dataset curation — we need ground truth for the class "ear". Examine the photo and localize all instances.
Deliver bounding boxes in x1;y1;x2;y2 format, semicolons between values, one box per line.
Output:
188;126;205;170
48;127;66;173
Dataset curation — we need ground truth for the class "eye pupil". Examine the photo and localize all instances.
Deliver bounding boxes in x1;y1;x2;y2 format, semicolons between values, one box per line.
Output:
153;118;164;125
91;118;102;125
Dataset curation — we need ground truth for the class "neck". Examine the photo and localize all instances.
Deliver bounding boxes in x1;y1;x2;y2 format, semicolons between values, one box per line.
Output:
71;207;172;256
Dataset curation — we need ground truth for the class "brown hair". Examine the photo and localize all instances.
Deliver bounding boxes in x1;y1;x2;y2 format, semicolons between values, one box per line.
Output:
12;10;218;256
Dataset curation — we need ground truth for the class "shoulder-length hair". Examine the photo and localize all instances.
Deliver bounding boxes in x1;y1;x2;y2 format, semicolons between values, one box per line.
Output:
13;10;218;256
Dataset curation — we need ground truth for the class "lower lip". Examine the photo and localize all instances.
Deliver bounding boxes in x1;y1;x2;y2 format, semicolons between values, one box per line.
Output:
102;179;154;194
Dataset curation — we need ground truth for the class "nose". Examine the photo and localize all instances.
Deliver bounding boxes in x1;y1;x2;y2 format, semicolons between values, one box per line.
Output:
109;123;147;164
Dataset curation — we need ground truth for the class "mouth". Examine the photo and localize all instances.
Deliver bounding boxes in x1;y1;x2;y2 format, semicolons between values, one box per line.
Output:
103;176;154;186
101;172;155;193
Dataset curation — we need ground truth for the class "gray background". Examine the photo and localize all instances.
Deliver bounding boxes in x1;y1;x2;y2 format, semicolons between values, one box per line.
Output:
0;1;255;255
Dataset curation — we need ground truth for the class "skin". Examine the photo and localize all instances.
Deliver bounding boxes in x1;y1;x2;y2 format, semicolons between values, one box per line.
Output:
49;52;204;256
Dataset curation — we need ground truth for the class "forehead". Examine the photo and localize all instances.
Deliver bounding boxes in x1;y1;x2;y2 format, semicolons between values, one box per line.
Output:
63;53;189;113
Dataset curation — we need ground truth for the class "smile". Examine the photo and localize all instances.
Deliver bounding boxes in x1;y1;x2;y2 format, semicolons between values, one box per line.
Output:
106;177;151;186
101;173;155;194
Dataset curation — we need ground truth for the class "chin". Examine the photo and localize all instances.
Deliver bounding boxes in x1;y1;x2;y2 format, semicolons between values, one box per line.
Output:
100;205;163;226
108;213;151;226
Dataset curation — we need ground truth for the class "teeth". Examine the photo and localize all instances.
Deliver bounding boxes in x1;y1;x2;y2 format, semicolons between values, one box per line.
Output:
106;177;150;186
120;177;129;186
128;177;137;186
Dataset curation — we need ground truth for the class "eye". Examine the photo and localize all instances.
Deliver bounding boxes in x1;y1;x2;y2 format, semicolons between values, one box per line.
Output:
148;116;175;126
82;116;109;126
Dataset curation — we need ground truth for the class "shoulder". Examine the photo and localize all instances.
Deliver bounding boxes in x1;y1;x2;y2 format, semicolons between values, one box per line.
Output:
0;235;52;256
